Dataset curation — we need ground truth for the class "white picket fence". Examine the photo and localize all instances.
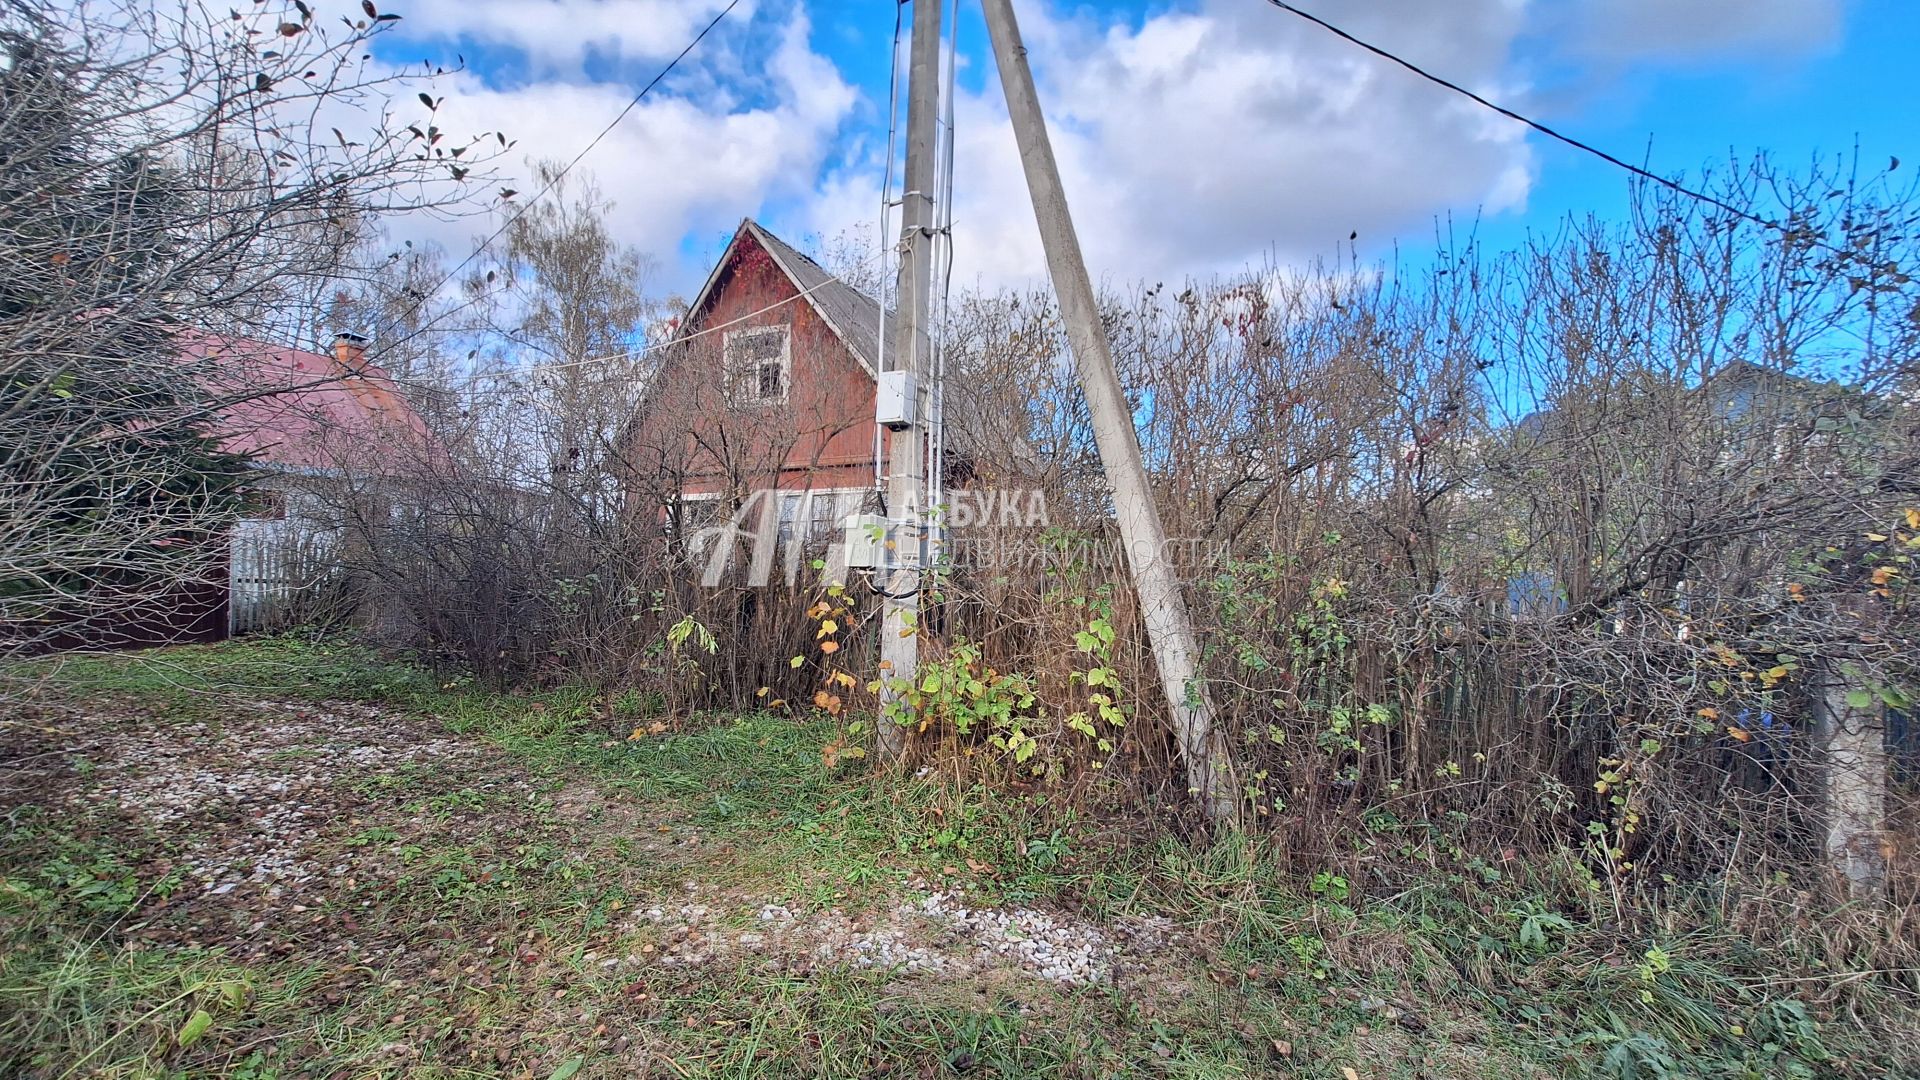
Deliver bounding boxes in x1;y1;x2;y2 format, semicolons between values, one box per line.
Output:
229;518;339;635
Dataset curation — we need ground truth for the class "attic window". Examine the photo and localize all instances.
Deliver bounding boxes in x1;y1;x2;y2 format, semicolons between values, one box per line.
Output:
724;326;789;406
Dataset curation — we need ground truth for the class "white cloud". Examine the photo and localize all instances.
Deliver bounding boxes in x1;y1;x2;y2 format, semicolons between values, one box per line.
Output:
793;0;1853;293
368;0;1855;300
898;0;1538;288
395;0;749;78
1570;0;1847;61
372;3;853;288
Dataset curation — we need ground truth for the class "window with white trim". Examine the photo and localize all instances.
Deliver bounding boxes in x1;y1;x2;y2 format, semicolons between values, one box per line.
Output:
673;492;725;535
807;490;860;540
773;489;862;547
724;325;790;406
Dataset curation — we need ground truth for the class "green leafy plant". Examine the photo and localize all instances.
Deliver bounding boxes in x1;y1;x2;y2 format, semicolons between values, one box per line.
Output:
1578;1019;1686;1080
1308;870;1350;904
1506;900;1575;956
882;638;1047;767
1065;614;1127;757
1282;933;1332;981
665;614;717;654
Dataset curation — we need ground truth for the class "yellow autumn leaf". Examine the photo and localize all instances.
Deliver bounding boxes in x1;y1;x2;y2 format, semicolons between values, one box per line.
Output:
1907;508;1920;529
1871;566;1897;585
790;655;805;668
830;671;856;689
1697;707;1720;720
1728;726;1752;743
816;619;839;639
756;686;770;698
1866;532;1889;542
813;691;831;709
769;698;786;708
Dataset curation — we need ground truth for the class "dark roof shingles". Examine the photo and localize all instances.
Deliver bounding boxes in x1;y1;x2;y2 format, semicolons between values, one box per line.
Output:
744;220;917;375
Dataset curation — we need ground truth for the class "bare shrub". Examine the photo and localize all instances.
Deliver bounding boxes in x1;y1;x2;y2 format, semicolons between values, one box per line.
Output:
889;157;1917;911
0;0;503;657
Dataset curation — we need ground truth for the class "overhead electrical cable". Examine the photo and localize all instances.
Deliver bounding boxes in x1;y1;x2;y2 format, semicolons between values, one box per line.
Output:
1261;0;1793;235
377;0;742;353
444;241;893;396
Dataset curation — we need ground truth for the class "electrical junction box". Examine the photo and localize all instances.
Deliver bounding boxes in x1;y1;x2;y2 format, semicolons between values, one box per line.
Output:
842;513;889;570
876;370;918;430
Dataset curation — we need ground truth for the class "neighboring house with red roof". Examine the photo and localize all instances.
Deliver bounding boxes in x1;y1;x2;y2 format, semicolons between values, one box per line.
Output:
182;330;439;636
194;331;436;473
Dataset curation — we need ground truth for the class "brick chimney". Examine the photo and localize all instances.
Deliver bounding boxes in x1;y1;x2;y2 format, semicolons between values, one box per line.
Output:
331;331;369;375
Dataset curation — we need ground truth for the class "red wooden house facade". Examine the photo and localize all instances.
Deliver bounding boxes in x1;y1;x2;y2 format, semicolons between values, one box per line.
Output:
626;219;910;544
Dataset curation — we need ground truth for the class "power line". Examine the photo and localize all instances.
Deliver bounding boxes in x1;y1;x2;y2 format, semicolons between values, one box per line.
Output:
1261;0;1783;234
445;240;893;396
378;0;741;351
872;0;905;493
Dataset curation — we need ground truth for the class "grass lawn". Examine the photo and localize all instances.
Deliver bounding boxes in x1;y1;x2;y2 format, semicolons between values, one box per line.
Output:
0;637;1906;1078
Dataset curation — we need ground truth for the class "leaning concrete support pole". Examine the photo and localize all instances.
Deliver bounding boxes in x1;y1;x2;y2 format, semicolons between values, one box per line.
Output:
1813;661;1889;901
980;0;1235;823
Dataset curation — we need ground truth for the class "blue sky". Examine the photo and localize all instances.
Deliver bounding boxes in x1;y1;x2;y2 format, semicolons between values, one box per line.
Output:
371;0;1917;296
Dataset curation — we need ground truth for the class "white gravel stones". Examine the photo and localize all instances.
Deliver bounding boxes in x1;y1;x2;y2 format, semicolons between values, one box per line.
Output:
82;699;474;896
911;890;1112;984
627;885;1171;987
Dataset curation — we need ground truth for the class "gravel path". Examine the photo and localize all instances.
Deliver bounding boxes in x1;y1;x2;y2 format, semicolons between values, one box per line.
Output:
2;693;1180;992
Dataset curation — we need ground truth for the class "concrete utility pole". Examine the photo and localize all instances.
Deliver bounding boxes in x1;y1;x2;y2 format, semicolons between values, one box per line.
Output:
1814;642;1890;900
877;0;942;760
981;0;1235;822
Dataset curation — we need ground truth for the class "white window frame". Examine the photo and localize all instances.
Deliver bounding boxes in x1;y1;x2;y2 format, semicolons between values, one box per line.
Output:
773;488;865;547
671;491;725;536
805;489;863;541
723;325;791;406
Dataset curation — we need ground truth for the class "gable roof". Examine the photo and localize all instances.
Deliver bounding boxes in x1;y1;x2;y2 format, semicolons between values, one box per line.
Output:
1513;360;1850;440
680;218;911;378
179;331;439;474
